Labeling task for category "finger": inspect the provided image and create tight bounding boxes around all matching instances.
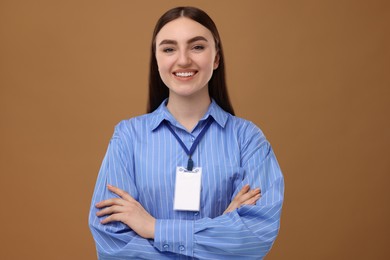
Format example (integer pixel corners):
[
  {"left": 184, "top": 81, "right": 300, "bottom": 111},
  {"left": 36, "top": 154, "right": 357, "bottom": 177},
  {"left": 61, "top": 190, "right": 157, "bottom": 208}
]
[
  {"left": 237, "top": 184, "right": 250, "bottom": 196},
  {"left": 223, "top": 206, "right": 233, "bottom": 214},
  {"left": 251, "top": 188, "right": 261, "bottom": 196},
  {"left": 242, "top": 193, "right": 261, "bottom": 205},
  {"left": 245, "top": 188, "right": 261, "bottom": 201},
  {"left": 232, "top": 185, "right": 250, "bottom": 202},
  {"left": 96, "top": 205, "right": 123, "bottom": 217},
  {"left": 235, "top": 187, "right": 260, "bottom": 203},
  {"left": 95, "top": 198, "right": 123, "bottom": 208},
  {"left": 100, "top": 213, "right": 124, "bottom": 224},
  {"left": 107, "top": 185, "right": 134, "bottom": 201}
]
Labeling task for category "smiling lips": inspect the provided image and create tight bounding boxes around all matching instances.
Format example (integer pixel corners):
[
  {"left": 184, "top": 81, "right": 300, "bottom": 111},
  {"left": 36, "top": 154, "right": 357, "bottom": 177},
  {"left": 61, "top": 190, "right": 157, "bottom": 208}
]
[{"left": 174, "top": 71, "right": 197, "bottom": 78}]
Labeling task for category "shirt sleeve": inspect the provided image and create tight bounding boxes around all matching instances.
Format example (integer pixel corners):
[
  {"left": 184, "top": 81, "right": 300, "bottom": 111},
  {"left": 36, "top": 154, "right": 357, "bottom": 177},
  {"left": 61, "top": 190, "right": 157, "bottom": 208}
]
[
  {"left": 88, "top": 124, "right": 176, "bottom": 260},
  {"left": 154, "top": 123, "right": 284, "bottom": 259}
]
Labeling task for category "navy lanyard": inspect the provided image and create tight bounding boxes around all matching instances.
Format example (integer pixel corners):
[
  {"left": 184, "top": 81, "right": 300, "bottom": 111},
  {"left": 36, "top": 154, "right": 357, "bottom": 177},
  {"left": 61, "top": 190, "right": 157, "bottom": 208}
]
[{"left": 165, "top": 117, "right": 214, "bottom": 171}]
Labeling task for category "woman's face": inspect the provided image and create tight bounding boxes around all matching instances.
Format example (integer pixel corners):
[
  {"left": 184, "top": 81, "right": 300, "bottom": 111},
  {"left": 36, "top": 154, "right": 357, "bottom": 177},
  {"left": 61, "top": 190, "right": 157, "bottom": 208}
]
[{"left": 155, "top": 17, "right": 219, "bottom": 100}]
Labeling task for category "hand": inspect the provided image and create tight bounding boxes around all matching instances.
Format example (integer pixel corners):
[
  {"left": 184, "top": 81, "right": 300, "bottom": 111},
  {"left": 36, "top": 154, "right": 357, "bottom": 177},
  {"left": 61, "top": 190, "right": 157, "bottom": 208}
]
[
  {"left": 223, "top": 184, "right": 261, "bottom": 214},
  {"left": 95, "top": 185, "right": 155, "bottom": 239}
]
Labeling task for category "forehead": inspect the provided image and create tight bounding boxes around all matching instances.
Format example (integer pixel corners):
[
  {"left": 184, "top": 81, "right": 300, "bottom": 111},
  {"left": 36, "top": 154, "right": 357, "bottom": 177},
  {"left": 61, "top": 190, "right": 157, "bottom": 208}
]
[{"left": 156, "top": 17, "right": 214, "bottom": 43}]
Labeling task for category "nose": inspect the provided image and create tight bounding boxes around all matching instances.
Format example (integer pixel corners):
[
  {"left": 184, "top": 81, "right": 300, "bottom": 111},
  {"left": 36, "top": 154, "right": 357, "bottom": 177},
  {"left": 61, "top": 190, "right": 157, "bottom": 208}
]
[{"left": 177, "top": 50, "right": 191, "bottom": 67}]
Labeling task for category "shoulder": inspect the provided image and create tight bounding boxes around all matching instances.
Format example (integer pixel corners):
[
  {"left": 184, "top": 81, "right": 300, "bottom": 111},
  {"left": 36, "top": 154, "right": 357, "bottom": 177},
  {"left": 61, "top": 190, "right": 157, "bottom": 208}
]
[
  {"left": 112, "top": 113, "right": 153, "bottom": 139},
  {"left": 227, "top": 114, "right": 265, "bottom": 140},
  {"left": 225, "top": 115, "right": 270, "bottom": 157},
  {"left": 227, "top": 115, "right": 273, "bottom": 164},
  {"left": 211, "top": 101, "right": 264, "bottom": 139}
]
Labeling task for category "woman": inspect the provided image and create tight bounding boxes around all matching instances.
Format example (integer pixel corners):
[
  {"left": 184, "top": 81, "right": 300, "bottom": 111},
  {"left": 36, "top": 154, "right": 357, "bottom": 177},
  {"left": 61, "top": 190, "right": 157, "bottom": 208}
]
[{"left": 89, "top": 6, "right": 284, "bottom": 259}]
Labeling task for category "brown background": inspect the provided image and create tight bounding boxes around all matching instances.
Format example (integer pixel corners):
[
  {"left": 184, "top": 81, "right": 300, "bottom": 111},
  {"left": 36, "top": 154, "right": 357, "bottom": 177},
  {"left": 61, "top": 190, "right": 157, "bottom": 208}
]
[{"left": 0, "top": 0, "right": 389, "bottom": 259}]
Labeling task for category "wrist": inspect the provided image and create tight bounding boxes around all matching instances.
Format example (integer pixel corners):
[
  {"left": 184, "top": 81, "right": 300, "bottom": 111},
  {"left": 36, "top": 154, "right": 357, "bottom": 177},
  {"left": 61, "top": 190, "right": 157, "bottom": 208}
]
[{"left": 147, "top": 218, "right": 156, "bottom": 239}]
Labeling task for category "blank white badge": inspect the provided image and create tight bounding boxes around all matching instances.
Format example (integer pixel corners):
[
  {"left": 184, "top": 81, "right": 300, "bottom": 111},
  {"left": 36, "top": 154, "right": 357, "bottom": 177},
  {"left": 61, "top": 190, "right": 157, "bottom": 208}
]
[{"left": 174, "top": 167, "right": 202, "bottom": 211}]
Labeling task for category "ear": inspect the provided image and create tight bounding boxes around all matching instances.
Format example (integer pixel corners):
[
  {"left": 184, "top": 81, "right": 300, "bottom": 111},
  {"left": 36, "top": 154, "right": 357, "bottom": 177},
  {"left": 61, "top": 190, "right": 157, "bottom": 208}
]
[{"left": 213, "top": 53, "right": 220, "bottom": 70}]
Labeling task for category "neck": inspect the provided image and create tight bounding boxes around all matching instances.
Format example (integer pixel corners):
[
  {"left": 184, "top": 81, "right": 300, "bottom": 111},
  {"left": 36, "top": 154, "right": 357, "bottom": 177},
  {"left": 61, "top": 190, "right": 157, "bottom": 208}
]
[{"left": 167, "top": 93, "right": 211, "bottom": 132}]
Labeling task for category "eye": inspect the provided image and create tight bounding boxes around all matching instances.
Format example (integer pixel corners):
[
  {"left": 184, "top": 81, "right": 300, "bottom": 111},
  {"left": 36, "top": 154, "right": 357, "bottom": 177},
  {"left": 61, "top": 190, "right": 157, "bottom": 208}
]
[
  {"left": 162, "top": 47, "right": 175, "bottom": 53},
  {"left": 192, "top": 45, "right": 205, "bottom": 51}
]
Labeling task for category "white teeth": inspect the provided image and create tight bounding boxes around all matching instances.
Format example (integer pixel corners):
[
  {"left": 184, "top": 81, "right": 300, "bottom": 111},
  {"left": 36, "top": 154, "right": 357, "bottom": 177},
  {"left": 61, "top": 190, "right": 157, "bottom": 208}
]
[{"left": 175, "top": 72, "right": 195, "bottom": 77}]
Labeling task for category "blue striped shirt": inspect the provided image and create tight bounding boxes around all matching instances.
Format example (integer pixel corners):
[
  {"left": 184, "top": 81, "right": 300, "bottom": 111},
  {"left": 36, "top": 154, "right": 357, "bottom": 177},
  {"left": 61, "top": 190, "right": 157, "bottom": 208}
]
[{"left": 89, "top": 99, "right": 284, "bottom": 259}]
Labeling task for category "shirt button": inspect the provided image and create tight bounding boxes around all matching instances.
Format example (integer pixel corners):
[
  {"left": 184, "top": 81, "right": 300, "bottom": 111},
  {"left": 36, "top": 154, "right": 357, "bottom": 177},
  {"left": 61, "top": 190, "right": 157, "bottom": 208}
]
[
  {"left": 163, "top": 244, "right": 169, "bottom": 249},
  {"left": 179, "top": 245, "right": 185, "bottom": 251}
]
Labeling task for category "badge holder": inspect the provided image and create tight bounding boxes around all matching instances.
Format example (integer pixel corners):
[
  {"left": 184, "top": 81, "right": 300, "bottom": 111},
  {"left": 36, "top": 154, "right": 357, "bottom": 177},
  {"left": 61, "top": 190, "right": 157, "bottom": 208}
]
[{"left": 173, "top": 167, "right": 202, "bottom": 211}]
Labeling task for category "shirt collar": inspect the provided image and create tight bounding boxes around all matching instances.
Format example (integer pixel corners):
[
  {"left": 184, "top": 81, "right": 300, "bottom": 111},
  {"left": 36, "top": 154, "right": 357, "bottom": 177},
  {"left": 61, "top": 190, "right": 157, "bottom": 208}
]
[{"left": 149, "top": 98, "right": 229, "bottom": 131}]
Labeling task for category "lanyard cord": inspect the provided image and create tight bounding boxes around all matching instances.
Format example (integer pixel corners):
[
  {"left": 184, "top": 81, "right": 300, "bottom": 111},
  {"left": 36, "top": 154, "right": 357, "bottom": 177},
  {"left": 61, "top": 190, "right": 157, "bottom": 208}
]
[{"left": 165, "top": 117, "right": 214, "bottom": 171}]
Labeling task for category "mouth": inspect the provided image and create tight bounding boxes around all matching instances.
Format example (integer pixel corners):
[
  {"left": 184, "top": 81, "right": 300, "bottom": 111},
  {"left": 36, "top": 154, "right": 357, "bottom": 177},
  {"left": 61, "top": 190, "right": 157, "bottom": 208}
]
[{"left": 173, "top": 70, "right": 198, "bottom": 78}]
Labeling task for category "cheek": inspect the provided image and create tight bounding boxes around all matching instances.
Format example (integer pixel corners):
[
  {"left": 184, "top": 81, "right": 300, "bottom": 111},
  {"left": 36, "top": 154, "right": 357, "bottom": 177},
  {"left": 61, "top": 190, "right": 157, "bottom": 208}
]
[
  {"left": 197, "top": 53, "right": 217, "bottom": 71},
  {"left": 199, "top": 59, "right": 216, "bottom": 74},
  {"left": 156, "top": 56, "right": 174, "bottom": 73},
  {"left": 156, "top": 57, "right": 172, "bottom": 85}
]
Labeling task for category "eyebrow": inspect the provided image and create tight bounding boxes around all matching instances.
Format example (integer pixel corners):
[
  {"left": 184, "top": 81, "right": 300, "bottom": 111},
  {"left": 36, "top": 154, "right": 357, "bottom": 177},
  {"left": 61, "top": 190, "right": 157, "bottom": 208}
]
[{"left": 158, "top": 36, "right": 208, "bottom": 46}]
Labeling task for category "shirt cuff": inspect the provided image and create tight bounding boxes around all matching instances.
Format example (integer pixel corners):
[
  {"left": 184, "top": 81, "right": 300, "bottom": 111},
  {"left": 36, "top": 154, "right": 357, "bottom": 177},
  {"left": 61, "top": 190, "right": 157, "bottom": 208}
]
[{"left": 154, "top": 219, "right": 194, "bottom": 256}]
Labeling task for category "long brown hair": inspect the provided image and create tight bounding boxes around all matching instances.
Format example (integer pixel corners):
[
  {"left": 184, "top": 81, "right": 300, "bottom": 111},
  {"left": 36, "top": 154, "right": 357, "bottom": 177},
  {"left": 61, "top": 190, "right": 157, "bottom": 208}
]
[{"left": 147, "top": 6, "right": 235, "bottom": 115}]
